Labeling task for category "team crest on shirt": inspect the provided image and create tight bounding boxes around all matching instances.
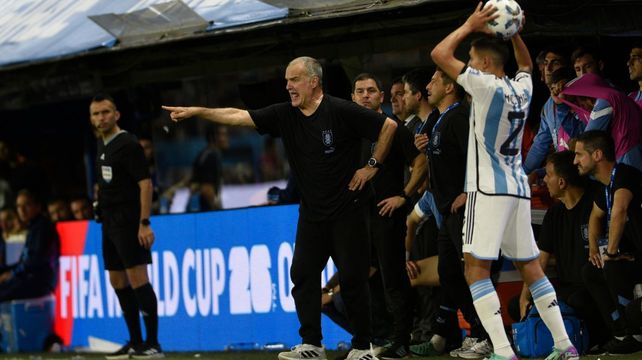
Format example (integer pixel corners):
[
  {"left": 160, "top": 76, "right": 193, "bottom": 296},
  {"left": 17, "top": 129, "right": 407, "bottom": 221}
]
[
  {"left": 580, "top": 224, "right": 589, "bottom": 245},
  {"left": 322, "top": 130, "right": 333, "bottom": 146},
  {"left": 431, "top": 132, "right": 441, "bottom": 148},
  {"left": 101, "top": 165, "right": 113, "bottom": 183}
]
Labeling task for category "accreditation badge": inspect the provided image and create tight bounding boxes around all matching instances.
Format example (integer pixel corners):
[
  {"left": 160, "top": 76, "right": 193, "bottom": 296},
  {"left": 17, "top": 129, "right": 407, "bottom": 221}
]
[{"left": 101, "top": 166, "right": 113, "bottom": 183}]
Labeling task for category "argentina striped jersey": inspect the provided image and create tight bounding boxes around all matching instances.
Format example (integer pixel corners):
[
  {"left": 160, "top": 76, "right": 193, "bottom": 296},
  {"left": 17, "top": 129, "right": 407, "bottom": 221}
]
[{"left": 457, "top": 66, "right": 532, "bottom": 198}]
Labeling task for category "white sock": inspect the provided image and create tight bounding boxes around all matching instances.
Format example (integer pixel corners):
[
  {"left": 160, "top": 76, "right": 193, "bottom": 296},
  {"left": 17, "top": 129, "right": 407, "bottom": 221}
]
[
  {"left": 530, "top": 277, "right": 573, "bottom": 350},
  {"left": 470, "top": 279, "right": 514, "bottom": 358}
]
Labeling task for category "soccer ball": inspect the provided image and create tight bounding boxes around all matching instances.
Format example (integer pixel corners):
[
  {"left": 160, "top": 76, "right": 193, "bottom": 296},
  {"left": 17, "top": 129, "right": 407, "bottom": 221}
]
[{"left": 483, "top": 0, "right": 523, "bottom": 40}]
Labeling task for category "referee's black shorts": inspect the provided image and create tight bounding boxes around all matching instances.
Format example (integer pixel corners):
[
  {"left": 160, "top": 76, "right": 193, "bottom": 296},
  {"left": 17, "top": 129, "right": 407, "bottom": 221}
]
[{"left": 101, "top": 205, "right": 152, "bottom": 271}]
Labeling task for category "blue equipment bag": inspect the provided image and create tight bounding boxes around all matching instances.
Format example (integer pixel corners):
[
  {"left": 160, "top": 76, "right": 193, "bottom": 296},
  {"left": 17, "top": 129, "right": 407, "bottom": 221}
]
[{"left": 511, "top": 300, "right": 589, "bottom": 357}]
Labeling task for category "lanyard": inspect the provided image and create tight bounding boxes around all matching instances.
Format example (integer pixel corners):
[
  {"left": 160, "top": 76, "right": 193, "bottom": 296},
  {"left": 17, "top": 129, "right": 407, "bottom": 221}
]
[
  {"left": 416, "top": 108, "right": 438, "bottom": 135},
  {"left": 552, "top": 102, "right": 559, "bottom": 148},
  {"left": 605, "top": 165, "right": 618, "bottom": 227},
  {"left": 431, "top": 102, "right": 461, "bottom": 136}
]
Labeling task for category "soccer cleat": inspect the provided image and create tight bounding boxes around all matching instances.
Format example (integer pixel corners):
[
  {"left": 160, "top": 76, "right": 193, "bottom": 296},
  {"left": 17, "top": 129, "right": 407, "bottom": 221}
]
[
  {"left": 409, "top": 340, "right": 443, "bottom": 356},
  {"left": 132, "top": 343, "right": 165, "bottom": 359},
  {"left": 459, "top": 339, "right": 493, "bottom": 359},
  {"left": 482, "top": 354, "right": 517, "bottom": 360},
  {"left": 544, "top": 345, "right": 579, "bottom": 360},
  {"left": 278, "top": 344, "right": 328, "bottom": 360},
  {"left": 377, "top": 343, "right": 408, "bottom": 359},
  {"left": 603, "top": 336, "right": 642, "bottom": 355},
  {"left": 345, "top": 348, "right": 378, "bottom": 360},
  {"left": 105, "top": 341, "right": 137, "bottom": 360},
  {"left": 449, "top": 337, "right": 478, "bottom": 357}
]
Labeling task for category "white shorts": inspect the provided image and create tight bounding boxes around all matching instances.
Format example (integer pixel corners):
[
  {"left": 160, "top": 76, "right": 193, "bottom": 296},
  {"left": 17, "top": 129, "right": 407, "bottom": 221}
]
[{"left": 462, "top": 191, "right": 539, "bottom": 261}]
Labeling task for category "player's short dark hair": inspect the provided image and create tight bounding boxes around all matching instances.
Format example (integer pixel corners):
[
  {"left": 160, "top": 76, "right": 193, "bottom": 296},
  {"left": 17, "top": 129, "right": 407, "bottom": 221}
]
[
  {"left": 550, "top": 67, "right": 577, "bottom": 85},
  {"left": 470, "top": 36, "right": 509, "bottom": 66},
  {"left": 571, "top": 46, "right": 603, "bottom": 64},
  {"left": 632, "top": 39, "right": 642, "bottom": 51},
  {"left": 546, "top": 151, "right": 585, "bottom": 188},
  {"left": 391, "top": 76, "right": 404, "bottom": 86},
  {"left": 543, "top": 45, "right": 570, "bottom": 67},
  {"left": 352, "top": 73, "right": 383, "bottom": 93},
  {"left": 91, "top": 93, "right": 117, "bottom": 109},
  {"left": 435, "top": 67, "right": 466, "bottom": 100},
  {"left": 576, "top": 130, "right": 615, "bottom": 162},
  {"left": 402, "top": 68, "right": 431, "bottom": 100}
]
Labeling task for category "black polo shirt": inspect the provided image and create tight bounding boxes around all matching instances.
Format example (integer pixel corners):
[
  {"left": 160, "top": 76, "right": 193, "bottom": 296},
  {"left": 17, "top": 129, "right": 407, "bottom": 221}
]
[{"left": 250, "top": 95, "right": 386, "bottom": 221}]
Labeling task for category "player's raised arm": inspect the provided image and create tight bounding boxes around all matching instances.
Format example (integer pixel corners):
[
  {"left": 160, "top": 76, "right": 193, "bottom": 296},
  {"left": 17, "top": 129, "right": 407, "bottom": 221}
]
[
  {"left": 510, "top": 24, "right": 533, "bottom": 74},
  {"left": 161, "top": 105, "right": 256, "bottom": 128},
  {"left": 431, "top": 2, "right": 499, "bottom": 80}
]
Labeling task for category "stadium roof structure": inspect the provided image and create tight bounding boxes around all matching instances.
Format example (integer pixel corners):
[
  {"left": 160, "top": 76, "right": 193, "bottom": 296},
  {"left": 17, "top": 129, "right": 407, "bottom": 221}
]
[{"left": 0, "top": 0, "right": 641, "bottom": 108}]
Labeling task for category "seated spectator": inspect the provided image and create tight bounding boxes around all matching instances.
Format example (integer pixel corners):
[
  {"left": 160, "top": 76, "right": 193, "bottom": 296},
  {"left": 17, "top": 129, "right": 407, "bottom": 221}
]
[
  {"left": 0, "top": 189, "right": 59, "bottom": 301},
  {"left": 515, "top": 151, "right": 610, "bottom": 348},
  {"left": 562, "top": 73, "right": 642, "bottom": 171},
  {"left": 47, "top": 198, "right": 72, "bottom": 223},
  {"left": 0, "top": 207, "right": 27, "bottom": 266},
  {"left": 70, "top": 197, "right": 94, "bottom": 220}
]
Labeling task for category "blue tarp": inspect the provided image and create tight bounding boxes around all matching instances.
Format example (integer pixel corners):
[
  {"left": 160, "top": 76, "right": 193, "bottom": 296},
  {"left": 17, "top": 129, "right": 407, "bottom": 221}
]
[{"left": 0, "top": 0, "right": 288, "bottom": 67}]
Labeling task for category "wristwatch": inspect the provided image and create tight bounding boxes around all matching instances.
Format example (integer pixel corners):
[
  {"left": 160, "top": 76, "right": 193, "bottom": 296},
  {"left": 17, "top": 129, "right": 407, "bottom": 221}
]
[
  {"left": 399, "top": 191, "right": 410, "bottom": 202},
  {"left": 367, "top": 157, "right": 382, "bottom": 169},
  {"left": 140, "top": 218, "right": 151, "bottom": 226},
  {"left": 605, "top": 250, "right": 620, "bottom": 258}
]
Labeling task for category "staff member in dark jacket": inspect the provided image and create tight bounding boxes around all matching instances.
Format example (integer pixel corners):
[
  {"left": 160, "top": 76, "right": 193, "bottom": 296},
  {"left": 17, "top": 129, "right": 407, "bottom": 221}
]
[{"left": 0, "top": 189, "right": 59, "bottom": 301}]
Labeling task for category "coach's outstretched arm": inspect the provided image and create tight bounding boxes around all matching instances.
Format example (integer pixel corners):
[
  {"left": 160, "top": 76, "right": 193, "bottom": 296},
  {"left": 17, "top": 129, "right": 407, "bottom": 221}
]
[
  {"left": 431, "top": 2, "right": 498, "bottom": 81},
  {"left": 162, "top": 106, "right": 256, "bottom": 128}
]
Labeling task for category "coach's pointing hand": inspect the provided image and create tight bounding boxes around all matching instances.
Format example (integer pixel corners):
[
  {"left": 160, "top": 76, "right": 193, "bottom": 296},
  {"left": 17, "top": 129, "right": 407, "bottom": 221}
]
[{"left": 162, "top": 106, "right": 201, "bottom": 122}]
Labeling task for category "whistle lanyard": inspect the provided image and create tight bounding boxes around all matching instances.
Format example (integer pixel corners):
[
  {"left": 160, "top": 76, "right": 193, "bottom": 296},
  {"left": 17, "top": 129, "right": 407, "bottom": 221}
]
[{"left": 605, "top": 165, "right": 617, "bottom": 228}]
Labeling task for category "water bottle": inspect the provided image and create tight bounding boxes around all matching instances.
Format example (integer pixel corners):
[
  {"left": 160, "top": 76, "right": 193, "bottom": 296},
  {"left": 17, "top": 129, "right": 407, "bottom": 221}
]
[
  {"left": 263, "top": 342, "right": 286, "bottom": 351},
  {"left": 225, "top": 342, "right": 259, "bottom": 351}
]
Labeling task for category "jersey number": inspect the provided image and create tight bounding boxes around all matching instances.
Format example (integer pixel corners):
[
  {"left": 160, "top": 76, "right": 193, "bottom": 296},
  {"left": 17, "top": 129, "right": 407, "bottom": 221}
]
[{"left": 499, "top": 111, "right": 525, "bottom": 156}]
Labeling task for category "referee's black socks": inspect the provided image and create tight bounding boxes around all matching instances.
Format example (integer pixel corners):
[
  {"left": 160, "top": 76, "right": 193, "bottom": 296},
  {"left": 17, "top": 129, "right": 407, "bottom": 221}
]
[
  {"left": 115, "top": 286, "right": 143, "bottom": 345},
  {"left": 134, "top": 283, "right": 159, "bottom": 345}
]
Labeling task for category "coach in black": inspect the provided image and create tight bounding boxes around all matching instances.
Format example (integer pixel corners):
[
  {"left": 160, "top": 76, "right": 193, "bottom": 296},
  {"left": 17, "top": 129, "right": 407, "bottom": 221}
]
[
  {"left": 91, "top": 94, "right": 163, "bottom": 359},
  {"left": 163, "top": 56, "right": 397, "bottom": 360}
]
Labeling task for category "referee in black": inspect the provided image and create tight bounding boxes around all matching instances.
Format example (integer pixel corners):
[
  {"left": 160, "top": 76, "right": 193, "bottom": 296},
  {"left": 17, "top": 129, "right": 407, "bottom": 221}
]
[
  {"left": 163, "top": 56, "right": 397, "bottom": 360},
  {"left": 90, "top": 94, "right": 163, "bottom": 359}
]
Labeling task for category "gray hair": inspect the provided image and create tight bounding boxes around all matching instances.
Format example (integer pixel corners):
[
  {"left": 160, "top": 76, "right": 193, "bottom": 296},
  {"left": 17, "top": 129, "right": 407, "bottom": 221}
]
[{"left": 289, "top": 56, "right": 323, "bottom": 85}]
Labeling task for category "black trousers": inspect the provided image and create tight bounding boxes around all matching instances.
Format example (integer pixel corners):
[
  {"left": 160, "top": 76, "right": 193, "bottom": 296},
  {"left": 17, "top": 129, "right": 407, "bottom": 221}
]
[
  {"left": 436, "top": 210, "right": 486, "bottom": 340},
  {"left": 367, "top": 204, "right": 415, "bottom": 345},
  {"left": 321, "top": 272, "right": 393, "bottom": 342},
  {"left": 291, "top": 208, "right": 371, "bottom": 350},
  {"left": 584, "top": 258, "right": 642, "bottom": 337}
]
